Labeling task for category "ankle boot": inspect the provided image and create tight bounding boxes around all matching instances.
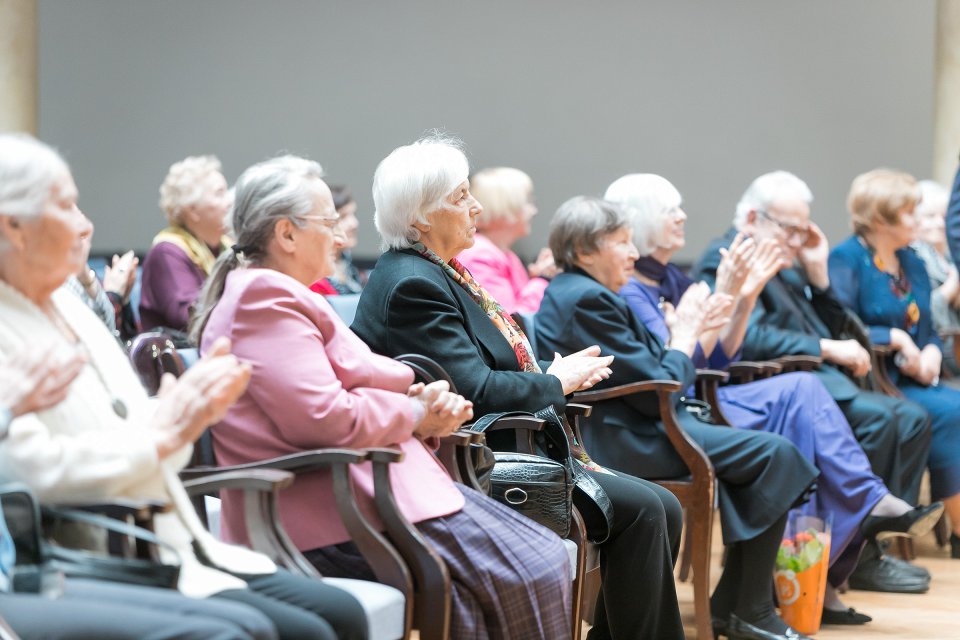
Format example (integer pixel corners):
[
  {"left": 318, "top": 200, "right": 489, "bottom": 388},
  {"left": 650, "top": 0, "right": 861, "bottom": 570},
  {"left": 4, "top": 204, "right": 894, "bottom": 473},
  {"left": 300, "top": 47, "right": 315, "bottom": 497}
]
[{"left": 951, "top": 533, "right": 960, "bottom": 559}]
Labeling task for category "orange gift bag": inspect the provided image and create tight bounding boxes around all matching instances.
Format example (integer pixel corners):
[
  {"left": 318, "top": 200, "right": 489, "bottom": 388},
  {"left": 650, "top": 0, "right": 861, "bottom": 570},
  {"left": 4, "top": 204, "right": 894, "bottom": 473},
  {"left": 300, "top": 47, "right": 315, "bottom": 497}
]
[{"left": 774, "top": 513, "right": 832, "bottom": 635}]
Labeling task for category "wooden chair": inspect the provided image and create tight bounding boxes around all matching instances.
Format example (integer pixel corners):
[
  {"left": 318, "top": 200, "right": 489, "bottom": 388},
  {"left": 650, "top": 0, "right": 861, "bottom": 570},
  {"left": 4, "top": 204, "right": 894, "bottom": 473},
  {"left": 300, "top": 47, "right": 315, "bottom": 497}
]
[
  {"left": 129, "top": 334, "right": 419, "bottom": 640},
  {"left": 572, "top": 379, "right": 717, "bottom": 640}
]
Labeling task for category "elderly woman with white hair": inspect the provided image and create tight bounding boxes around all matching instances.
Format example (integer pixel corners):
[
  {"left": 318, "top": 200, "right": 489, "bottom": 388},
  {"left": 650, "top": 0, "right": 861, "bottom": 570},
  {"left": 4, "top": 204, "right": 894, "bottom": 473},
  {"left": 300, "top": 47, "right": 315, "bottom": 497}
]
[
  {"left": 456, "top": 167, "right": 558, "bottom": 314},
  {"left": 606, "top": 174, "right": 941, "bottom": 628},
  {"left": 910, "top": 180, "right": 960, "bottom": 376},
  {"left": 0, "top": 133, "right": 372, "bottom": 640},
  {"left": 354, "top": 135, "right": 693, "bottom": 640},
  {"left": 140, "top": 155, "right": 233, "bottom": 334}
]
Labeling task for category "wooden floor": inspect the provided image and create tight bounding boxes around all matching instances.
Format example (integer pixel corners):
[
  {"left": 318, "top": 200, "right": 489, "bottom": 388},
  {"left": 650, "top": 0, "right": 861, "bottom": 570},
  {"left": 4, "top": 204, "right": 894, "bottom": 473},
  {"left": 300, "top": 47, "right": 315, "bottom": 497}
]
[{"left": 670, "top": 517, "right": 960, "bottom": 639}]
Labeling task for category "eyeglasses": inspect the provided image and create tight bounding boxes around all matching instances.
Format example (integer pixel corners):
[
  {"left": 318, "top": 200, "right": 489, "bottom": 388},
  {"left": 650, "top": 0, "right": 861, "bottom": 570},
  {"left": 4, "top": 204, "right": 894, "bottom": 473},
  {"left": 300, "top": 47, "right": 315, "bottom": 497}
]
[
  {"left": 756, "top": 209, "right": 809, "bottom": 242},
  {"left": 298, "top": 213, "right": 341, "bottom": 229}
]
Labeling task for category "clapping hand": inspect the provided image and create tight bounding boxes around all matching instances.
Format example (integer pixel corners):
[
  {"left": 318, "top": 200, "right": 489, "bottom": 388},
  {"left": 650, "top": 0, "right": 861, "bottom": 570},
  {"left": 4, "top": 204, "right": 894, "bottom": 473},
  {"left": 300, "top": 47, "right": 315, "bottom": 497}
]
[
  {"left": 409, "top": 380, "right": 474, "bottom": 438},
  {"left": 103, "top": 250, "right": 139, "bottom": 301},
  {"left": 740, "top": 239, "right": 784, "bottom": 299},
  {"left": 528, "top": 248, "right": 561, "bottom": 280},
  {"left": 0, "top": 343, "right": 85, "bottom": 418},
  {"left": 714, "top": 233, "right": 755, "bottom": 297}
]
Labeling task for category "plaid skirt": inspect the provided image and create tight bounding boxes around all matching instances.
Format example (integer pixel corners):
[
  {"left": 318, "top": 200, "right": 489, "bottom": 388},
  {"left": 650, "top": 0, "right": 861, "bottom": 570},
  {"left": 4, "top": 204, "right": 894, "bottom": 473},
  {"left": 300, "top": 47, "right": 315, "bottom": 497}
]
[{"left": 307, "top": 485, "right": 572, "bottom": 639}]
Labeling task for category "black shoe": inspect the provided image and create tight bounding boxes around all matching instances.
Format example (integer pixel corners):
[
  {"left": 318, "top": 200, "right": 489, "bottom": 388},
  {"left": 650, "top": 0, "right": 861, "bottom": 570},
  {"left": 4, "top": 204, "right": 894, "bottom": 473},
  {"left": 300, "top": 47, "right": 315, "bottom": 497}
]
[
  {"left": 726, "top": 614, "right": 811, "bottom": 640},
  {"left": 885, "top": 553, "right": 932, "bottom": 580},
  {"left": 821, "top": 607, "right": 872, "bottom": 625},
  {"left": 848, "top": 553, "right": 930, "bottom": 593},
  {"left": 713, "top": 615, "right": 729, "bottom": 637},
  {"left": 951, "top": 533, "right": 960, "bottom": 559},
  {"left": 860, "top": 502, "right": 944, "bottom": 541},
  {"left": 873, "top": 538, "right": 932, "bottom": 580}
]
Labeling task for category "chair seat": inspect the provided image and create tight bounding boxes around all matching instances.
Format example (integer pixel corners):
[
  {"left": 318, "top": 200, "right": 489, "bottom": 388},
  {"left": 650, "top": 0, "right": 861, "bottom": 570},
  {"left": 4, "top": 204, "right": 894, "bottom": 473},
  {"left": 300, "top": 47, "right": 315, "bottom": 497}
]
[{"left": 323, "top": 577, "right": 406, "bottom": 640}]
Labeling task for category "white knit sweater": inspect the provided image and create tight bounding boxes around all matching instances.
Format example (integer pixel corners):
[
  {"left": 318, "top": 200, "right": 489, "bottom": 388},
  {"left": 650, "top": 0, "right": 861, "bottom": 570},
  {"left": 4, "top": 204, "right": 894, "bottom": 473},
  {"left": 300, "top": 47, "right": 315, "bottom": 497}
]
[{"left": 0, "top": 280, "right": 275, "bottom": 598}]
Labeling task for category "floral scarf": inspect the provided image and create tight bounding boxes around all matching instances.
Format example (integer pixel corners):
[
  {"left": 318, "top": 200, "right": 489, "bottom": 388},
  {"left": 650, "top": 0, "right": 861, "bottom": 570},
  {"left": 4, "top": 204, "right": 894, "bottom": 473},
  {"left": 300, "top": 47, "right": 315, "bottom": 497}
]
[{"left": 413, "top": 243, "right": 609, "bottom": 473}]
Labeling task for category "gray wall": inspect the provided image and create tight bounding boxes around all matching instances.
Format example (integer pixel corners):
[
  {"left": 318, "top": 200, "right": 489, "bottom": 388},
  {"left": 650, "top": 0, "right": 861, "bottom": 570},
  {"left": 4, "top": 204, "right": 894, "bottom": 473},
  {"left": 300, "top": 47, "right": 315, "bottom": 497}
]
[{"left": 39, "top": 0, "right": 936, "bottom": 263}]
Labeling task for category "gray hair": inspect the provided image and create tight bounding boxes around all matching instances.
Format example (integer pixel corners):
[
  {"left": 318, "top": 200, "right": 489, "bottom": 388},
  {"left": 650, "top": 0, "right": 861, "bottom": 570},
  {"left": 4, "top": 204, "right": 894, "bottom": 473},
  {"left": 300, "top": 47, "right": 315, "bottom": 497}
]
[
  {"left": 159, "top": 155, "right": 223, "bottom": 225},
  {"left": 549, "top": 196, "right": 628, "bottom": 270},
  {"left": 734, "top": 170, "right": 813, "bottom": 228},
  {"left": 916, "top": 179, "right": 949, "bottom": 218},
  {"left": 0, "top": 133, "right": 69, "bottom": 219},
  {"left": 189, "top": 154, "right": 326, "bottom": 344},
  {"left": 373, "top": 133, "right": 470, "bottom": 250},
  {"left": 604, "top": 173, "right": 682, "bottom": 257}
]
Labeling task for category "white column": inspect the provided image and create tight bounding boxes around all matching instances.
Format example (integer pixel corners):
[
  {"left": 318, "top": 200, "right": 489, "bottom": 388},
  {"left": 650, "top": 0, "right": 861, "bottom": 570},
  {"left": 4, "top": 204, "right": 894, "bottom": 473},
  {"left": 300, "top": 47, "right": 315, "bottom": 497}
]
[
  {"left": 934, "top": 0, "right": 960, "bottom": 184},
  {"left": 0, "top": 0, "right": 37, "bottom": 134}
]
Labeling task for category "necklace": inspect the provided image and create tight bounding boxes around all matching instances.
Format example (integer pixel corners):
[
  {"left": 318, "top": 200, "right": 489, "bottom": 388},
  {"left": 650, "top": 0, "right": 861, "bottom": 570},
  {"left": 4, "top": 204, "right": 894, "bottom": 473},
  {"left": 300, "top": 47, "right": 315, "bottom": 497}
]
[{"left": 43, "top": 302, "right": 128, "bottom": 419}]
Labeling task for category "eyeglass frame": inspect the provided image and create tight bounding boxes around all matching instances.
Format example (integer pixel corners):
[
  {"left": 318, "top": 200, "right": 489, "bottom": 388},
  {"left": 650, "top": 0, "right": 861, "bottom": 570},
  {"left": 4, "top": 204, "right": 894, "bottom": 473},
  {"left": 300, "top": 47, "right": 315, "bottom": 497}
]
[
  {"left": 755, "top": 208, "right": 809, "bottom": 242},
  {"left": 297, "top": 213, "right": 341, "bottom": 229}
]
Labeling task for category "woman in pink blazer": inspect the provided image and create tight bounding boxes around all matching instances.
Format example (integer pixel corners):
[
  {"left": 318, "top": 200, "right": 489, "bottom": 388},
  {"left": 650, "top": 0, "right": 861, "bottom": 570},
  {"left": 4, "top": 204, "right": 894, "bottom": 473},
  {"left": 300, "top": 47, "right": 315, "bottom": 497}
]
[
  {"left": 457, "top": 168, "right": 558, "bottom": 314},
  {"left": 192, "top": 156, "right": 573, "bottom": 639}
]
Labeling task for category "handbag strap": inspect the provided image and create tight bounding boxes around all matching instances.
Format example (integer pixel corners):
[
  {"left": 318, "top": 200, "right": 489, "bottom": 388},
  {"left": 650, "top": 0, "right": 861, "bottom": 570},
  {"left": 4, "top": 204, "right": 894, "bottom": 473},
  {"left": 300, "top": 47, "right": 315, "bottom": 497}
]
[{"left": 41, "top": 505, "right": 179, "bottom": 559}]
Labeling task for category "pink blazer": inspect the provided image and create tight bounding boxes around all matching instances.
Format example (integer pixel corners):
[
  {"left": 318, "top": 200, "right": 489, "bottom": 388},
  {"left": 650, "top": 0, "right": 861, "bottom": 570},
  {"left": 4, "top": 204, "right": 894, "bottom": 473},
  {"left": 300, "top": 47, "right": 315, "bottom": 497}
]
[
  {"left": 201, "top": 268, "right": 465, "bottom": 550},
  {"left": 458, "top": 234, "right": 548, "bottom": 314}
]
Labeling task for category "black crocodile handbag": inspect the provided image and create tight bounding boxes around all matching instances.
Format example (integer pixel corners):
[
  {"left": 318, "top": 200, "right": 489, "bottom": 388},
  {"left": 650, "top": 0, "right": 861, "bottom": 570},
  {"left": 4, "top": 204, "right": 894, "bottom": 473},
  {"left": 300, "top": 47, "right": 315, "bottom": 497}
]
[{"left": 488, "top": 452, "right": 573, "bottom": 538}]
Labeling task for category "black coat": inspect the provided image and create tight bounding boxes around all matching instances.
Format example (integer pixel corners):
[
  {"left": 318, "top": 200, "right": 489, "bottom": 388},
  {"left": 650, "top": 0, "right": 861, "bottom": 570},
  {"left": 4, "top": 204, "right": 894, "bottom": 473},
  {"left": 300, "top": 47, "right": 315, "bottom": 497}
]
[
  {"left": 535, "top": 268, "right": 818, "bottom": 543},
  {"left": 691, "top": 227, "right": 860, "bottom": 402},
  {"left": 351, "top": 249, "right": 565, "bottom": 416}
]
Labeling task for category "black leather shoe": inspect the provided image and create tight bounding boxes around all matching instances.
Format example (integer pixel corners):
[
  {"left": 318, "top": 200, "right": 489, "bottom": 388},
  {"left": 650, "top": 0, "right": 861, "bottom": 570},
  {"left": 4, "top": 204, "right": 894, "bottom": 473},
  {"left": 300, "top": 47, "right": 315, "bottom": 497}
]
[
  {"left": 860, "top": 502, "right": 944, "bottom": 541},
  {"left": 726, "top": 614, "right": 811, "bottom": 640},
  {"left": 848, "top": 553, "right": 930, "bottom": 593},
  {"left": 885, "top": 553, "right": 931, "bottom": 580},
  {"left": 872, "top": 539, "right": 931, "bottom": 580},
  {"left": 821, "top": 607, "right": 872, "bottom": 625}
]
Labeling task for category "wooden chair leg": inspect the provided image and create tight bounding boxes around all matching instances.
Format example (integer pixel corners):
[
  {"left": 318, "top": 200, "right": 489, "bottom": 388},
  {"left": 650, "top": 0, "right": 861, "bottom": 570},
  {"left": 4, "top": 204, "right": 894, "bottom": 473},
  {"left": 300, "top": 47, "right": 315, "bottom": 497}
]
[
  {"left": 896, "top": 537, "right": 916, "bottom": 561},
  {"left": 678, "top": 509, "right": 693, "bottom": 582},
  {"left": 689, "top": 505, "right": 715, "bottom": 640},
  {"left": 569, "top": 509, "right": 588, "bottom": 640},
  {"left": 934, "top": 512, "right": 949, "bottom": 548}
]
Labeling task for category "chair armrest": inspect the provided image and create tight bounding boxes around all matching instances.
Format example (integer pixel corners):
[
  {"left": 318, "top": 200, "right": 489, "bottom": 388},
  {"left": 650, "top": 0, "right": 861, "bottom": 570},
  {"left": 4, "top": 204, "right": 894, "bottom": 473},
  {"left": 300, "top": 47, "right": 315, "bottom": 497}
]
[
  {"left": 726, "top": 361, "right": 783, "bottom": 384},
  {"left": 772, "top": 355, "right": 823, "bottom": 372},
  {"left": 58, "top": 499, "right": 170, "bottom": 521},
  {"left": 179, "top": 449, "right": 369, "bottom": 481},
  {"left": 181, "top": 469, "right": 295, "bottom": 495},
  {"left": 694, "top": 369, "right": 733, "bottom": 426},
  {"left": 573, "top": 379, "right": 682, "bottom": 403}
]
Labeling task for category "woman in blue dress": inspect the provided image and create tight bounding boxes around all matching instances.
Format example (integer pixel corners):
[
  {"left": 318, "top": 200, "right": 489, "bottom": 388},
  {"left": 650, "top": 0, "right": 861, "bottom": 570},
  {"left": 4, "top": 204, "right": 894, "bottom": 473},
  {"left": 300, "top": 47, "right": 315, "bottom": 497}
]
[
  {"left": 828, "top": 168, "right": 960, "bottom": 559},
  {"left": 604, "top": 173, "right": 943, "bottom": 623}
]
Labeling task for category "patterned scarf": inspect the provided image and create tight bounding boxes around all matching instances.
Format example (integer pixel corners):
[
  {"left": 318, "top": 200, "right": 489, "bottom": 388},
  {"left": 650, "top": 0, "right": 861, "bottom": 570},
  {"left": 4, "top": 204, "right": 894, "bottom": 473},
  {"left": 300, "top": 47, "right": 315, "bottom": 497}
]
[
  {"left": 152, "top": 226, "right": 230, "bottom": 276},
  {"left": 412, "top": 243, "right": 609, "bottom": 473},
  {"left": 412, "top": 243, "right": 540, "bottom": 372}
]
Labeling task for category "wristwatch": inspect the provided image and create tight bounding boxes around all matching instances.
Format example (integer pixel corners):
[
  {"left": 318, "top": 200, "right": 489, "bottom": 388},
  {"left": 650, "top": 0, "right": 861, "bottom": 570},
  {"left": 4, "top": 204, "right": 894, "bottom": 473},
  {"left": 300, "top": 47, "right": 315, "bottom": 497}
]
[{"left": 0, "top": 406, "right": 12, "bottom": 440}]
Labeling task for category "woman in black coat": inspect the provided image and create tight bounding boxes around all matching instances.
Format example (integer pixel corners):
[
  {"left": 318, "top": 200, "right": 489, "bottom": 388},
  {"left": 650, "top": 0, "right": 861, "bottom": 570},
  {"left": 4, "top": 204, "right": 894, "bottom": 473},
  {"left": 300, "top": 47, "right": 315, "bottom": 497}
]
[
  {"left": 535, "top": 195, "right": 820, "bottom": 640},
  {"left": 353, "top": 134, "right": 687, "bottom": 640}
]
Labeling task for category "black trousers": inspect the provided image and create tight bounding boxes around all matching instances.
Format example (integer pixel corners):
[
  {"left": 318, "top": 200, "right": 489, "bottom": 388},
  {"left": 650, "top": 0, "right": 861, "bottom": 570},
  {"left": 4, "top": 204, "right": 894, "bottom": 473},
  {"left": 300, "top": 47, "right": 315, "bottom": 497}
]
[
  {"left": 579, "top": 469, "right": 685, "bottom": 640},
  {"left": 837, "top": 390, "right": 931, "bottom": 505},
  {"left": 219, "top": 569, "right": 368, "bottom": 640},
  {"left": 0, "top": 578, "right": 277, "bottom": 640}
]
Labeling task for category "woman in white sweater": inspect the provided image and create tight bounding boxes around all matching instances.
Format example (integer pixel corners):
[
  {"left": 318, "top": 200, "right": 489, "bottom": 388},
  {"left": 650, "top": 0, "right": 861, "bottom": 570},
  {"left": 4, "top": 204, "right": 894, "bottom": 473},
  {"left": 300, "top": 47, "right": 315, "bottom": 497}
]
[{"left": 0, "top": 133, "right": 369, "bottom": 640}]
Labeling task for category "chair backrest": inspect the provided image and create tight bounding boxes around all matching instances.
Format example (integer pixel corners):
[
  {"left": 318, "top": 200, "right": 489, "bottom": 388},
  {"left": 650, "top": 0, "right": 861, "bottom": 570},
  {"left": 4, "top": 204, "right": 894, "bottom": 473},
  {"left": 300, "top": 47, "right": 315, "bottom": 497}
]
[
  {"left": 326, "top": 293, "right": 362, "bottom": 326},
  {"left": 128, "top": 332, "right": 186, "bottom": 396}
]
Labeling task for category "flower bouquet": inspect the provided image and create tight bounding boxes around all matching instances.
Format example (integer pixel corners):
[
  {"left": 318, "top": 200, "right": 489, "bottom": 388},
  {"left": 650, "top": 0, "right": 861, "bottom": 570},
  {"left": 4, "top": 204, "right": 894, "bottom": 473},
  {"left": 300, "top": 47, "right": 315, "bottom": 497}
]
[{"left": 774, "top": 513, "right": 832, "bottom": 635}]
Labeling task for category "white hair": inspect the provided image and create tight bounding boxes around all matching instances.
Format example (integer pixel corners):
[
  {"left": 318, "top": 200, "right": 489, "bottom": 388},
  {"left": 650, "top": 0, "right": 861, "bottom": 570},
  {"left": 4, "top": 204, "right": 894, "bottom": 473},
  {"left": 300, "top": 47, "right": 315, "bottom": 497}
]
[
  {"left": 159, "top": 155, "right": 223, "bottom": 225},
  {"left": 0, "top": 133, "right": 69, "bottom": 219},
  {"left": 604, "top": 173, "right": 681, "bottom": 257},
  {"left": 372, "top": 134, "right": 470, "bottom": 250},
  {"left": 734, "top": 170, "right": 813, "bottom": 228},
  {"left": 916, "top": 179, "right": 949, "bottom": 217}
]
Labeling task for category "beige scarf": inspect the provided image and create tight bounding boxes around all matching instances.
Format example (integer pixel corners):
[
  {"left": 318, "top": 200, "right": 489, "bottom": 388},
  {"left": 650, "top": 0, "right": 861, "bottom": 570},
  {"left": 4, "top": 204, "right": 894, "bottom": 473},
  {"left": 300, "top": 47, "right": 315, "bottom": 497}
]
[{"left": 152, "top": 226, "right": 230, "bottom": 275}]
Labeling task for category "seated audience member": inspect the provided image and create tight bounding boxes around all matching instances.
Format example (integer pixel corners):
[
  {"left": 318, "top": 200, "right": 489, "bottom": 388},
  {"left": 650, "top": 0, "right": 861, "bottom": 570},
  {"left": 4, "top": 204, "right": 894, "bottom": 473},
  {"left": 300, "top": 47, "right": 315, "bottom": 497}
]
[
  {"left": 353, "top": 135, "right": 691, "bottom": 640},
  {"left": 535, "top": 195, "right": 819, "bottom": 640},
  {"left": 0, "top": 345, "right": 276, "bottom": 640},
  {"left": 911, "top": 179, "right": 960, "bottom": 377},
  {"left": 64, "top": 229, "right": 139, "bottom": 341},
  {"left": 190, "top": 154, "right": 572, "bottom": 639},
  {"left": 140, "top": 155, "right": 232, "bottom": 335},
  {"left": 606, "top": 174, "right": 942, "bottom": 624},
  {"left": 945, "top": 154, "right": 960, "bottom": 272},
  {"left": 328, "top": 185, "right": 365, "bottom": 293},
  {"left": 691, "top": 170, "right": 934, "bottom": 593},
  {"left": 829, "top": 169, "right": 960, "bottom": 559},
  {"left": 457, "top": 167, "right": 558, "bottom": 313},
  {"left": 0, "top": 133, "right": 368, "bottom": 640}
]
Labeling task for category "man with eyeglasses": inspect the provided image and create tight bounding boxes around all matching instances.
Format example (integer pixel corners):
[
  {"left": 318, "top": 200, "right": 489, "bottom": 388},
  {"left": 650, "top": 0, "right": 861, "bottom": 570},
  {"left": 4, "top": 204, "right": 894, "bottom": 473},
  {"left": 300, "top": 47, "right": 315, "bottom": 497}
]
[{"left": 692, "top": 170, "right": 934, "bottom": 596}]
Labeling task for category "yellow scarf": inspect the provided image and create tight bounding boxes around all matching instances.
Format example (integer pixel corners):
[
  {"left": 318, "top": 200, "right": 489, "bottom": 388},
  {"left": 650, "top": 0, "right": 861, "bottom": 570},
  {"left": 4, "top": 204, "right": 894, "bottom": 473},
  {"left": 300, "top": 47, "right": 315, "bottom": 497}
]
[{"left": 152, "top": 226, "right": 230, "bottom": 275}]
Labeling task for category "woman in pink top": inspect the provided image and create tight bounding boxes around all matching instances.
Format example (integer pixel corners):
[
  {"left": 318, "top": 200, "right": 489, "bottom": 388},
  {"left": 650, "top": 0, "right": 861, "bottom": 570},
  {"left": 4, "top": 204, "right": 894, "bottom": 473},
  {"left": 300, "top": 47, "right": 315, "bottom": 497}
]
[
  {"left": 192, "top": 156, "right": 573, "bottom": 639},
  {"left": 458, "top": 168, "right": 559, "bottom": 314}
]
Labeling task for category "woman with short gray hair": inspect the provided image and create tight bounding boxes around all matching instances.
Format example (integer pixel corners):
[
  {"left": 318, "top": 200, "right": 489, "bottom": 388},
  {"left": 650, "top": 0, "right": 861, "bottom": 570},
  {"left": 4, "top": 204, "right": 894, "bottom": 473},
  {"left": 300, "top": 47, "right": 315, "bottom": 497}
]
[
  {"left": 538, "top": 194, "right": 825, "bottom": 640},
  {"left": 354, "top": 135, "right": 692, "bottom": 639}
]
